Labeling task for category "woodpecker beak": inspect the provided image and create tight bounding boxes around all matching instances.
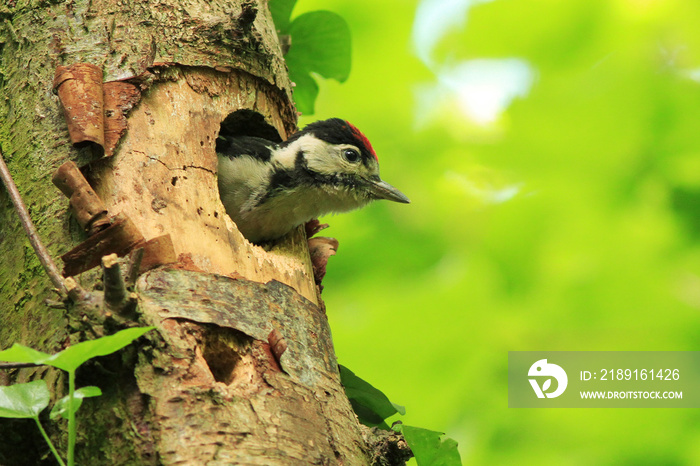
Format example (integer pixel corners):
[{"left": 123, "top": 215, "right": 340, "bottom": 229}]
[{"left": 368, "top": 179, "right": 411, "bottom": 204}]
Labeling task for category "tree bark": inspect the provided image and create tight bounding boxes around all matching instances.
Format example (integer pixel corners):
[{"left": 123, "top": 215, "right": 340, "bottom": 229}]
[{"left": 0, "top": 0, "right": 377, "bottom": 463}]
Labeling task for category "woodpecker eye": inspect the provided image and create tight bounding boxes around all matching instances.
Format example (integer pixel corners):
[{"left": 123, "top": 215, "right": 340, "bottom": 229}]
[{"left": 343, "top": 148, "right": 360, "bottom": 163}]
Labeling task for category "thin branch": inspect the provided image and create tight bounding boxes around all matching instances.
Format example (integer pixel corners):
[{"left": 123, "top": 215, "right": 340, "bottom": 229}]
[
  {"left": 102, "top": 253, "right": 128, "bottom": 311},
  {"left": 0, "top": 362, "right": 41, "bottom": 369},
  {"left": 0, "top": 146, "right": 67, "bottom": 295}
]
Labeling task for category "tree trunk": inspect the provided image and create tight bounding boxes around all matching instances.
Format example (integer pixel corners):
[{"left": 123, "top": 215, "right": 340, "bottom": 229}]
[{"left": 0, "top": 1, "right": 377, "bottom": 463}]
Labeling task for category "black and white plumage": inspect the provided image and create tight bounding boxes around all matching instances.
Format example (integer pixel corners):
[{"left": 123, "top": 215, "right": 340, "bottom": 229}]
[{"left": 216, "top": 118, "right": 409, "bottom": 243}]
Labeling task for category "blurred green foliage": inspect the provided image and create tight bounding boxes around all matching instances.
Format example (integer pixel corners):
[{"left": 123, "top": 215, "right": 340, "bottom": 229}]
[{"left": 292, "top": 0, "right": 700, "bottom": 464}]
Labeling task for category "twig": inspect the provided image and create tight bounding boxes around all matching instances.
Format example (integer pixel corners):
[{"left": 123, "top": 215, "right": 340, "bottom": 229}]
[
  {"left": 102, "top": 253, "right": 127, "bottom": 311},
  {"left": 0, "top": 362, "right": 41, "bottom": 369},
  {"left": 103, "top": 252, "right": 138, "bottom": 319},
  {"left": 125, "top": 247, "right": 144, "bottom": 288},
  {"left": 64, "top": 276, "right": 91, "bottom": 303},
  {"left": 0, "top": 146, "right": 67, "bottom": 295}
]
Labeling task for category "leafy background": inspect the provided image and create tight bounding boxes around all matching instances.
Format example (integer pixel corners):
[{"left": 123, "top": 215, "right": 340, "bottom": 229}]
[{"left": 291, "top": 0, "right": 700, "bottom": 464}]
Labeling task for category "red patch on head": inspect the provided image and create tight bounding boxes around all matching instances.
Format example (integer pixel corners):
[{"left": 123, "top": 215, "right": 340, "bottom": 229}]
[{"left": 345, "top": 121, "right": 378, "bottom": 161}]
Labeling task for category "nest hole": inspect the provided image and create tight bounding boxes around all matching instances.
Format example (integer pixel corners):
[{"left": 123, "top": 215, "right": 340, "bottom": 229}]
[{"left": 217, "top": 109, "right": 282, "bottom": 144}]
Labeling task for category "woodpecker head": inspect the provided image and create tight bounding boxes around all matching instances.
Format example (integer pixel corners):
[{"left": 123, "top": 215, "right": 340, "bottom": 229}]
[
  {"left": 217, "top": 118, "right": 409, "bottom": 242},
  {"left": 281, "top": 118, "right": 410, "bottom": 205}
]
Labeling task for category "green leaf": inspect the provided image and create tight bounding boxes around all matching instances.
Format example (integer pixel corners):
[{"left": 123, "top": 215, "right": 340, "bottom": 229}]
[
  {"left": 339, "top": 365, "right": 404, "bottom": 427},
  {"left": 268, "top": 0, "right": 297, "bottom": 34},
  {"left": 284, "top": 10, "right": 351, "bottom": 115},
  {"left": 50, "top": 386, "right": 102, "bottom": 420},
  {"left": 286, "top": 11, "right": 351, "bottom": 81},
  {"left": 0, "top": 328, "right": 154, "bottom": 373},
  {"left": 47, "top": 327, "right": 154, "bottom": 372},
  {"left": 391, "top": 401, "right": 407, "bottom": 416},
  {"left": 0, "top": 344, "right": 52, "bottom": 365},
  {"left": 288, "top": 69, "right": 319, "bottom": 115},
  {"left": 397, "top": 425, "right": 462, "bottom": 466},
  {"left": 0, "top": 380, "right": 50, "bottom": 419}
]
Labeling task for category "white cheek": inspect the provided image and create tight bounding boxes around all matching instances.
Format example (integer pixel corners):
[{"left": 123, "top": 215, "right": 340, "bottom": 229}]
[
  {"left": 273, "top": 134, "right": 341, "bottom": 172},
  {"left": 301, "top": 140, "right": 354, "bottom": 175}
]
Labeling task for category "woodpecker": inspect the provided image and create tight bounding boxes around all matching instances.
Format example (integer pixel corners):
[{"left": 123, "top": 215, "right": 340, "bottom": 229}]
[{"left": 216, "top": 118, "right": 410, "bottom": 243}]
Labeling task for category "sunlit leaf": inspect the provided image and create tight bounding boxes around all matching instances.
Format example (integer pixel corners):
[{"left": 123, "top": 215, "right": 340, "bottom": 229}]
[
  {"left": 0, "top": 380, "right": 50, "bottom": 419},
  {"left": 0, "top": 344, "right": 52, "bottom": 365},
  {"left": 50, "top": 386, "right": 102, "bottom": 420},
  {"left": 47, "top": 327, "right": 154, "bottom": 372},
  {"left": 395, "top": 424, "right": 462, "bottom": 466}
]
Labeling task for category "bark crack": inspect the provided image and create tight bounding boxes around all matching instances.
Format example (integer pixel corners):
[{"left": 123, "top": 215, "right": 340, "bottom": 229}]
[{"left": 147, "top": 155, "right": 215, "bottom": 175}]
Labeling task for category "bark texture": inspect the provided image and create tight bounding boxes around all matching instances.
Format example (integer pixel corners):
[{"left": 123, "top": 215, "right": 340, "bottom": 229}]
[
  {"left": 134, "top": 269, "right": 366, "bottom": 464},
  {"left": 0, "top": 0, "right": 375, "bottom": 464}
]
